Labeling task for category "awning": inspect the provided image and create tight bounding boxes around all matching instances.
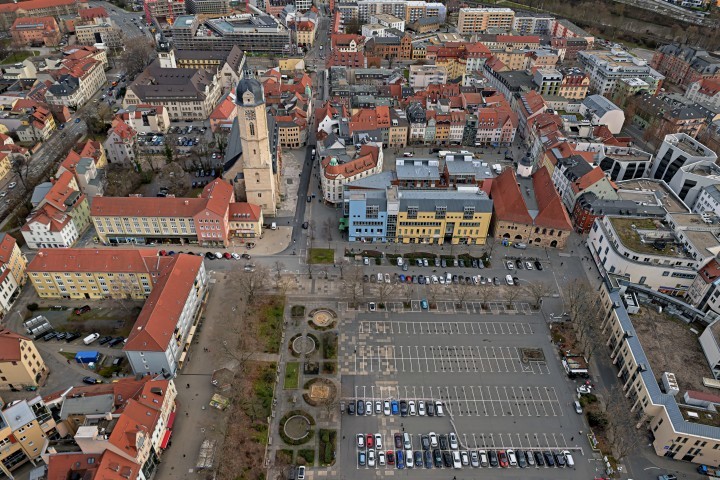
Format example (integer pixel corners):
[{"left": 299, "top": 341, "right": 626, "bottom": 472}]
[
  {"left": 160, "top": 429, "right": 172, "bottom": 449},
  {"left": 167, "top": 412, "right": 176, "bottom": 429}
]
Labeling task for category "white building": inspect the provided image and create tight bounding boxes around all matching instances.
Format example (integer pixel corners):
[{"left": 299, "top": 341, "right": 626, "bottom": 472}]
[
  {"left": 579, "top": 95, "right": 625, "bottom": 134},
  {"left": 103, "top": 121, "right": 137, "bottom": 164},
  {"left": 685, "top": 79, "right": 720, "bottom": 110},
  {"left": 321, "top": 144, "right": 383, "bottom": 204},
  {"left": 578, "top": 49, "right": 664, "bottom": 96},
  {"left": 118, "top": 105, "right": 171, "bottom": 134},
  {"left": 44, "top": 58, "right": 106, "bottom": 109},
  {"left": 693, "top": 184, "right": 720, "bottom": 217},
  {"left": 370, "top": 13, "right": 405, "bottom": 31},
  {"left": 124, "top": 254, "right": 208, "bottom": 376},
  {"left": 408, "top": 64, "right": 447, "bottom": 90},
  {"left": 650, "top": 134, "right": 718, "bottom": 202}
]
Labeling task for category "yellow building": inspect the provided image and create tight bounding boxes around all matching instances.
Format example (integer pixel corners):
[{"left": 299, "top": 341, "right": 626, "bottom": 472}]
[
  {"left": 295, "top": 20, "right": 317, "bottom": 47},
  {"left": 0, "top": 395, "right": 56, "bottom": 472},
  {"left": 0, "top": 153, "right": 11, "bottom": 186},
  {"left": 457, "top": 7, "right": 514, "bottom": 34},
  {"left": 0, "top": 330, "right": 47, "bottom": 389},
  {"left": 412, "top": 43, "right": 426, "bottom": 60},
  {"left": 434, "top": 57, "right": 466, "bottom": 80},
  {"left": 493, "top": 49, "right": 530, "bottom": 71},
  {"left": 27, "top": 249, "right": 166, "bottom": 300},
  {"left": 228, "top": 202, "right": 263, "bottom": 238},
  {"left": 394, "top": 190, "right": 493, "bottom": 245},
  {"left": 0, "top": 234, "right": 27, "bottom": 316}
]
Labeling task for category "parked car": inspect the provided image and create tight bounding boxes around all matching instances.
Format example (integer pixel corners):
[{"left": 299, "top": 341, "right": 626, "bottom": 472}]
[
  {"left": 74, "top": 305, "right": 91, "bottom": 315},
  {"left": 82, "top": 376, "right": 101, "bottom": 385},
  {"left": 98, "top": 335, "right": 113, "bottom": 345},
  {"left": 108, "top": 337, "right": 125, "bottom": 347}
]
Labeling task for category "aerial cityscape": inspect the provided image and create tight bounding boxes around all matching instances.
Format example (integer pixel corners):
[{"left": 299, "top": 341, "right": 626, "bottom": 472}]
[{"left": 0, "top": 0, "right": 718, "bottom": 478}]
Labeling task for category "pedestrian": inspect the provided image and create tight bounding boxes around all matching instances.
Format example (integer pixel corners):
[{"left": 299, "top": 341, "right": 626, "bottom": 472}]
[
  {"left": 186, "top": 412, "right": 189, "bottom": 416},
  {"left": 571, "top": 436, "right": 574, "bottom": 441},
  {"left": 560, "top": 262, "right": 563, "bottom": 266},
  {"left": 187, "top": 383, "right": 190, "bottom": 388}
]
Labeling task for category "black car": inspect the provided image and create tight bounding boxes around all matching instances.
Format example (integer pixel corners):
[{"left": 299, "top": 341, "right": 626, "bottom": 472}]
[
  {"left": 347, "top": 402, "right": 355, "bottom": 415},
  {"left": 442, "top": 451, "right": 453, "bottom": 468},
  {"left": 399, "top": 400, "right": 408, "bottom": 416},
  {"left": 441, "top": 259, "right": 447, "bottom": 268},
  {"left": 544, "top": 451, "right": 555, "bottom": 467},
  {"left": 205, "top": 252, "right": 215, "bottom": 259},
  {"left": 82, "top": 376, "right": 100, "bottom": 385},
  {"left": 458, "top": 259, "right": 465, "bottom": 268},
  {"left": 424, "top": 450, "right": 433, "bottom": 469},
  {"left": 535, "top": 261, "right": 543, "bottom": 270},
  {"left": 427, "top": 402, "right": 435, "bottom": 416},
  {"left": 471, "top": 259, "right": 478, "bottom": 268},
  {"left": 55, "top": 332, "right": 67, "bottom": 340},
  {"left": 489, "top": 450, "right": 499, "bottom": 467},
  {"left": 433, "top": 449, "right": 443, "bottom": 468},
  {"left": 65, "top": 332, "right": 81, "bottom": 342},
  {"left": 99, "top": 336, "right": 113, "bottom": 345},
  {"left": 516, "top": 259, "right": 523, "bottom": 269},
  {"left": 43, "top": 332, "right": 57, "bottom": 341},
  {"left": 414, "top": 451, "right": 422, "bottom": 467},
  {"left": 554, "top": 451, "right": 566, "bottom": 467},
  {"left": 356, "top": 400, "right": 364, "bottom": 415},
  {"left": 74, "top": 305, "right": 91, "bottom": 315},
  {"left": 438, "top": 434, "right": 448, "bottom": 450},
  {"left": 241, "top": 253, "right": 251, "bottom": 259},
  {"left": 394, "top": 433, "right": 403, "bottom": 449},
  {"left": 108, "top": 337, "right": 125, "bottom": 347},
  {"left": 516, "top": 449, "right": 527, "bottom": 468},
  {"left": 534, "top": 451, "right": 545, "bottom": 466},
  {"left": 421, "top": 435, "right": 430, "bottom": 451}
]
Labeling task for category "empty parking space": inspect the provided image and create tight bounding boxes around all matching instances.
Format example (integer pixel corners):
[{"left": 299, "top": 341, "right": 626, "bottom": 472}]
[
  {"left": 354, "top": 344, "right": 550, "bottom": 375},
  {"left": 358, "top": 320, "right": 534, "bottom": 336}
]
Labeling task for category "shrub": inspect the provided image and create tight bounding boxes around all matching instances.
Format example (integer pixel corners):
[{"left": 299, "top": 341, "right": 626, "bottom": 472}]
[
  {"left": 298, "top": 449, "right": 315, "bottom": 465},
  {"left": 27, "top": 303, "right": 39, "bottom": 311},
  {"left": 588, "top": 411, "right": 608, "bottom": 429},
  {"left": 291, "top": 305, "right": 305, "bottom": 317}
]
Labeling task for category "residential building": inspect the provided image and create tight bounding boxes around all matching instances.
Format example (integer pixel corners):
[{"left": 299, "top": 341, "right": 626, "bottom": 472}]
[
  {"left": 171, "top": 14, "right": 290, "bottom": 54},
  {"left": 10, "top": 16, "right": 61, "bottom": 47},
  {"left": 693, "top": 184, "right": 720, "bottom": 217},
  {"left": 22, "top": 171, "right": 91, "bottom": 249},
  {"left": 91, "top": 179, "right": 243, "bottom": 247},
  {"left": 370, "top": 13, "right": 404, "bottom": 31},
  {"left": 408, "top": 64, "right": 447, "bottom": 90},
  {"left": 0, "top": 396, "right": 56, "bottom": 473},
  {"left": 407, "top": 16, "right": 440, "bottom": 33},
  {"left": 0, "top": 234, "right": 27, "bottom": 317},
  {"left": 209, "top": 91, "right": 238, "bottom": 133},
  {"left": 123, "top": 62, "right": 222, "bottom": 121},
  {"left": 295, "top": 20, "right": 317, "bottom": 47},
  {"left": 579, "top": 95, "right": 625, "bottom": 134},
  {"left": 56, "top": 140, "right": 106, "bottom": 199},
  {"left": 685, "top": 78, "right": 720, "bottom": 110},
  {"left": 0, "top": 153, "right": 12, "bottom": 186},
  {"left": 0, "top": 330, "right": 46, "bottom": 389},
  {"left": 0, "top": 0, "right": 86, "bottom": 31},
  {"left": 550, "top": 18, "right": 594, "bottom": 46},
  {"left": 143, "top": 0, "right": 186, "bottom": 24},
  {"left": 629, "top": 93, "right": 707, "bottom": 140},
  {"left": 103, "top": 121, "right": 137, "bottom": 164},
  {"left": 228, "top": 202, "right": 263, "bottom": 238},
  {"left": 512, "top": 13, "right": 553, "bottom": 35},
  {"left": 572, "top": 191, "right": 666, "bottom": 234},
  {"left": 490, "top": 167, "right": 572, "bottom": 248},
  {"left": 44, "top": 57, "right": 106, "bottom": 109},
  {"left": 322, "top": 144, "right": 383, "bottom": 204},
  {"left": 551, "top": 155, "right": 618, "bottom": 211},
  {"left": 688, "top": 259, "right": 720, "bottom": 319},
  {"left": 457, "top": 7, "right": 514, "bottom": 34},
  {"left": 118, "top": 105, "right": 170, "bottom": 135},
  {"left": 124, "top": 254, "right": 207, "bottom": 376},
  {"left": 578, "top": 49, "right": 664, "bottom": 96},
  {"left": 11, "top": 99, "right": 56, "bottom": 144},
  {"left": 651, "top": 44, "right": 720, "bottom": 87},
  {"left": 186, "top": 0, "right": 235, "bottom": 14}
]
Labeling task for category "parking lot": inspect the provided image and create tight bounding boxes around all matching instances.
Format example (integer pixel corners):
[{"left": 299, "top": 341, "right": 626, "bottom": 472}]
[{"left": 337, "top": 310, "right": 593, "bottom": 478}]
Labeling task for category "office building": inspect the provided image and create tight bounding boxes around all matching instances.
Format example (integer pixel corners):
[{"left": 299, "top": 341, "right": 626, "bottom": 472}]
[{"left": 171, "top": 14, "right": 290, "bottom": 54}]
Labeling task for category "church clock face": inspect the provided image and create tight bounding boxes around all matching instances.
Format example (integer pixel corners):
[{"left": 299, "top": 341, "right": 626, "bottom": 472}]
[{"left": 244, "top": 110, "right": 256, "bottom": 121}]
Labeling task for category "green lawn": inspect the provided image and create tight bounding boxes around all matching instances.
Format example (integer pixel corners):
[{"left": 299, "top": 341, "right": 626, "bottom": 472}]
[
  {"left": 0, "top": 51, "right": 38, "bottom": 64},
  {"left": 308, "top": 248, "right": 334, "bottom": 264},
  {"left": 284, "top": 362, "right": 300, "bottom": 389}
]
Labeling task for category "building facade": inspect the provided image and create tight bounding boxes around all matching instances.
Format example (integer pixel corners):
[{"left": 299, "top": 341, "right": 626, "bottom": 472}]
[
  {"left": 0, "top": 330, "right": 47, "bottom": 389},
  {"left": 457, "top": 7, "right": 514, "bottom": 34}
]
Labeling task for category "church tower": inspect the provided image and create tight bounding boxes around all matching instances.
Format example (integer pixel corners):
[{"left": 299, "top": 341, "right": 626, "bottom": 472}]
[{"left": 235, "top": 79, "right": 278, "bottom": 216}]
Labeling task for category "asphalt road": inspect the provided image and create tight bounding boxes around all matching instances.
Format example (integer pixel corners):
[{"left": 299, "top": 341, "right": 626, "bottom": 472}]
[{"left": 89, "top": 0, "right": 151, "bottom": 40}]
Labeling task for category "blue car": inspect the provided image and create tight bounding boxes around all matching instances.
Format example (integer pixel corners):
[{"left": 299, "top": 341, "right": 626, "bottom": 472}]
[
  {"left": 396, "top": 450, "right": 404, "bottom": 469},
  {"left": 391, "top": 400, "right": 399, "bottom": 415},
  {"left": 399, "top": 274, "right": 405, "bottom": 282},
  {"left": 421, "top": 299, "right": 429, "bottom": 310}
]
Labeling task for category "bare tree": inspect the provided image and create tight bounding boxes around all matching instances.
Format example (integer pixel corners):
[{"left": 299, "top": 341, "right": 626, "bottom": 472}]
[
  {"left": 336, "top": 259, "right": 346, "bottom": 279},
  {"left": 11, "top": 154, "right": 31, "bottom": 189},
  {"left": 213, "top": 131, "right": 229, "bottom": 158},
  {"left": 306, "top": 261, "right": 315, "bottom": 280},
  {"left": 565, "top": 281, "right": 592, "bottom": 324},
  {"left": 323, "top": 217, "right": 334, "bottom": 246},
  {"left": 425, "top": 283, "right": 440, "bottom": 306},
  {"left": 502, "top": 286, "right": 522, "bottom": 308},
  {"left": 121, "top": 38, "right": 156, "bottom": 78},
  {"left": 602, "top": 385, "right": 640, "bottom": 461},
  {"left": 451, "top": 283, "right": 472, "bottom": 305},
  {"left": 375, "top": 281, "right": 397, "bottom": 308},
  {"left": 477, "top": 284, "right": 493, "bottom": 309},
  {"left": 273, "top": 260, "right": 285, "bottom": 280},
  {"left": 237, "top": 265, "right": 269, "bottom": 305},
  {"left": 523, "top": 281, "right": 552, "bottom": 309},
  {"left": 342, "top": 265, "right": 365, "bottom": 307}
]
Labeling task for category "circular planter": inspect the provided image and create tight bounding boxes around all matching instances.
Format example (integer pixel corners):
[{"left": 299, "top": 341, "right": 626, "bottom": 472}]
[
  {"left": 284, "top": 415, "right": 311, "bottom": 441},
  {"left": 292, "top": 335, "right": 316, "bottom": 355}
]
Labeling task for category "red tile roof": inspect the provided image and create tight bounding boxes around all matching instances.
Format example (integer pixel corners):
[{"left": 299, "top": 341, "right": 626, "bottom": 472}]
[
  {"left": 532, "top": 166, "right": 573, "bottom": 231},
  {"left": 322, "top": 144, "right": 380, "bottom": 180},
  {"left": 698, "top": 258, "right": 720, "bottom": 284},
  {"left": 0, "top": 329, "right": 29, "bottom": 362},
  {"left": 210, "top": 92, "right": 236, "bottom": 120},
  {"left": 0, "top": 234, "right": 18, "bottom": 265},
  {"left": 27, "top": 248, "right": 171, "bottom": 275},
  {"left": 78, "top": 6, "right": 108, "bottom": 20},
  {"left": 124, "top": 254, "right": 203, "bottom": 352},
  {"left": 229, "top": 202, "right": 262, "bottom": 222},
  {"left": 490, "top": 169, "right": 534, "bottom": 225},
  {"left": 10, "top": 15, "right": 58, "bottom": 29},
  {"left": 0, "top": 0, "right": 77, "bottom": 13}
]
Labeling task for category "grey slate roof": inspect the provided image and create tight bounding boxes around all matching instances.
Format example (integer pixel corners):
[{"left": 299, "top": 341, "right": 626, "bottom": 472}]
[
  {"left": 582, "top": 94, "right": 620, "bottom": 117},
  {"left": 345, "top": 171, "right": 394, "bottom": 189},
  {"left": 3, "top": 401, "right": 35, "bottom": 430},
  {"left": 396, "top": 163, "right": 440, "bottom": 180},
  {"left": 397, "top": 189, "right": 493, "bottom": 212},
  {"left": 59, "top": 394, "right": 115, "bottom": 419}
]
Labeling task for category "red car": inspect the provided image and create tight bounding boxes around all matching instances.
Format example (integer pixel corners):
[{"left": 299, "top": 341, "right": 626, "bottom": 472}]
[
  {"left": 223, "top": 252, "right": 232, "bottom": 259},
  {"left": 386, "top": 450, "right": 394, "bottom": 465},
  {"left": 498, "top": 450, "right": 509, "bottom": 468},
  {"left": 158, "top": 250, "right": 167, "bottom": 256},
  {"left": 366, "top": 434, "right": 374, "bottom": 449}
]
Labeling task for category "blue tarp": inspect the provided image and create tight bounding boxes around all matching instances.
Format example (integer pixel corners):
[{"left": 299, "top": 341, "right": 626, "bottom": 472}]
[{"left": 75, "top": 351, "right": 100, "bottom": 364}]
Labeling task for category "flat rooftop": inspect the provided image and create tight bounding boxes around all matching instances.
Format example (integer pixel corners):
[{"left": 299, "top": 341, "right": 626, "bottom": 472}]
[
  {"left": 608, "top": 217, "right": 689, "bottom": 258},
  {"left": 632, "top": 307, "right": 715, "bottom": 415},
  {"left": 616, "top": 178, "right": 689, "bottom": 214}
]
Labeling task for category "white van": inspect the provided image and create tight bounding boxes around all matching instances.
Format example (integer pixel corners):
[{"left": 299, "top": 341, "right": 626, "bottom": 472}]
[
  {"left": 435, "top": 400, "right": 444, "bottom": 416},
  {"left": 83, "top": 333, "right": 100, "bottom": 345},
  {"left": 377, "top": 273, "right": 383, "bottom": 283},
  {"left": 445, "top": 272, "right": 452, "bottom": 284},
  {"left": 270, "top": 222, "right": 277, "bottom": 230},
  {"left": 505, "top": 274, "right": 514, "bottom": 286},
  {"left": 397, "top": 257, "right": 404, "bottom": 267},
  {"left": 562, "top": 450, "right": 574, "bottom": 467}
]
